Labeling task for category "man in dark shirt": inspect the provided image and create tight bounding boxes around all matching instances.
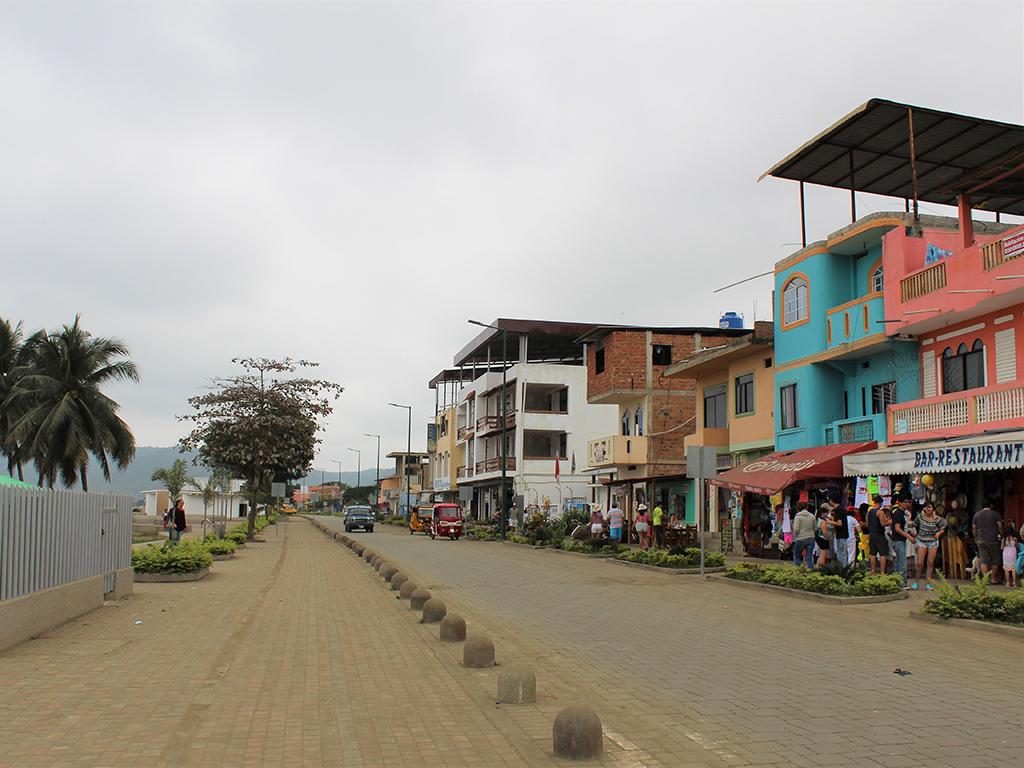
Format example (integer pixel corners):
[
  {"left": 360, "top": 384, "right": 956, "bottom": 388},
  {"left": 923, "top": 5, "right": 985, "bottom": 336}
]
[
  {"left": 890, "top": 497, "right": 915, "bottom": 587},
  {"left": 866, "top": 494, "right": 890, "bottom": 575},
  {"left": 973, "top": 505, "right": 1003, "bottom": 580}
]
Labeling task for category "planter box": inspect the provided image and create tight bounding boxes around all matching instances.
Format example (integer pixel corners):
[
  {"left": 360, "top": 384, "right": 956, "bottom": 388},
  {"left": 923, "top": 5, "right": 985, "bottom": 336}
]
[
  {"left": 547, "top": 548, "right": 619, "bottom": 559},
  {"left": 134, "top": 568, "right": 210, "bottom": 583},
  {"left": 613, "top": 559, "right": 726, "bottom": 575},
  {"left": 211, "top": 554, "right": 233, "bottom": 561},
  {"left": 715, "top": 575, "right": 907, "bottom": 604},
  {"left": 908, "top": 609, "right": 1024, "bottom": 637}
]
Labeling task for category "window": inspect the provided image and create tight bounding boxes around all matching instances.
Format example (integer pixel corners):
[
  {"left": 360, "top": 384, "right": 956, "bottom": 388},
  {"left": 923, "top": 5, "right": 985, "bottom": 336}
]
[
  {"left": 871, "top": 264, "right": 883, "bottom": 294},
  {"left": 871, "top": 381, "right": 896, "bottom": 414},
  {"left": 704, "top": 385, "right": 727, "bottom": 429},
  {"left": 634, "top": 407, "right": 644, "bottom": 436},
  {"left": 557, "top": 387, "right": 568, "bottom": 412},
  {"left": 652, "top": 344, "right": 672, "bottom": 366},
  {"left": 735, "top": 373, "right": 754, "bottom": 415},
  {"left": 863, "top": 304, "right": 869, "bottom": 332},
  {"left": 782, "top": 275, "right": 809, "bottom": 327},
  {"left": 942, "top": 340, "right": 985, "bottom": 393},
  {"left": 595, "top": 347, "right": 605, "bottom": 374},
  {"left": 622, "top": 409, "right": 632, "bottom": 436},
  {"left": 843, "top": 312, "right": 850, "bottom": 338},
  {"left": 764, "top": 357, "right": 772, "bottom": 369},
  {"left": 780, "top": 384, "right": 798, "bottom": 430}
]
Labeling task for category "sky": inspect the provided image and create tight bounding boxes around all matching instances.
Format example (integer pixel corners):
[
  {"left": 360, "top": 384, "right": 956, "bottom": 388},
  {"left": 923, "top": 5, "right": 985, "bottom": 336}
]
[{"left": 2, "top": 0, "right": 1022, "bottom": 474}]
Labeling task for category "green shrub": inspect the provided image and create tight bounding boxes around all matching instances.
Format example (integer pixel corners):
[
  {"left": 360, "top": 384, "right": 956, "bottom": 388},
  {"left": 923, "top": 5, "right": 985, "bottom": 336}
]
[
  {"left": 225, "top": 530, "right": 247, "bottom": 545},
  {"left": 508, "top": 534, "right": 530, "bottom": 545},
  {"left": 561, "top": 538, "right": 621, "bottom": 555},
  {"left": 205, "top": 538, "right": 237, "bottom": 556},
  {"left": 923, "top": 575, "right": 1024, "bottom": 625},
  {"left": 616, "top": 547, "right": 725, "bottom": 569},
  {"left": 726, "top": 563, "right": 901, "bottom": 596},
  {"left": 132, "top": 541, "right": 213, "bottom": 574}
]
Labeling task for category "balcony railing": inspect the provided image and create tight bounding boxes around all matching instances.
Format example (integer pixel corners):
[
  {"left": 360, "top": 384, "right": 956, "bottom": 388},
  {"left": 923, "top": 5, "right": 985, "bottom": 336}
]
[
  {"left": 475, "top": 413, "right": 516, "bottom": 435},
  {"left": 823, "top": 416, "right": 878, "bottom": 445},
  {"left": 889, "top": 381, "right": 1024, "bottom": 442},
  {"left": 982, "top": 230, "right": 1024, "bottom": 271},
  {"left": 587, "top": 435, "right": 650, "bottom": 468},
  {"left": 900, "top": 261, "right": 947, "bottom": 302},
  {"left": 474, "top": 456, "right": 516, "bottom": 474},
  {"left": 457, "top": 425, "right": 471, "bottom": 441},
  {"left": 456, "top": 465, "right": 472, "bottom": 479}
]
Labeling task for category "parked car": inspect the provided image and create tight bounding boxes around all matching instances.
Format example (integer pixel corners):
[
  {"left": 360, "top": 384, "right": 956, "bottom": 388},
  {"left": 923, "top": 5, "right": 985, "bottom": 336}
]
[{"left": 343, "top": 505, "right": 375, "bottom": 533}]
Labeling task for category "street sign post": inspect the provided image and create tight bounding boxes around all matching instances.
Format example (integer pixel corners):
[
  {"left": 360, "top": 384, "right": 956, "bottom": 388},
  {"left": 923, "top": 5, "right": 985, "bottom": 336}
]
[{"left": 686, "top": 446, "right": 718, "bottom": 576}]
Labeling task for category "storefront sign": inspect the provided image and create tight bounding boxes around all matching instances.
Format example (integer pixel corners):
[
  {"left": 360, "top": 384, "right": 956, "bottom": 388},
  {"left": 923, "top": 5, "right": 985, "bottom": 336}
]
[
  {"left": 1004, "top": 231, "right": 1024, "bottom": 261},
  {"left": 742, "top": 457, "right": 818, "bottom": 474},
  {"left": 433, "top": 478, "right": 450, "bottom": 491},
  {"left": 913, "top": 441, "right": 1024, "bottom": 471}
]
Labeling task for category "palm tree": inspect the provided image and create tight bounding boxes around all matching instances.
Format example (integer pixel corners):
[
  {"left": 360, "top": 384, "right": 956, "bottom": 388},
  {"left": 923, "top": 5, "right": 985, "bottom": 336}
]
[
  {"left": 0, "top": 318, "right": 29, "bottom": 479},
  {"left": 6, "top": 316, "right": 138, "bottom": 490},
  {"left": 188, "top": 468, "right": 228, "bottom": 537},
  {"left": 152, "top": 458, "right": 190, "bottom": 508}
]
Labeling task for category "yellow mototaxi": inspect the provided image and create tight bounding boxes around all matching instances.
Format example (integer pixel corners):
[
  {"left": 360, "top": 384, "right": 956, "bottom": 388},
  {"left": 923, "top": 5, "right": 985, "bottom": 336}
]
[{"left": 409, "top": 505, "right": 433, "bottom": 535}]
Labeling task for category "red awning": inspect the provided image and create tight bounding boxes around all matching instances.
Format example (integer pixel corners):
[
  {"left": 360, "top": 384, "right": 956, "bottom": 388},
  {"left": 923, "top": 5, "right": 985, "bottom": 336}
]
[{"left": 709, "top": 442, "right": 877, "bottom": 496}]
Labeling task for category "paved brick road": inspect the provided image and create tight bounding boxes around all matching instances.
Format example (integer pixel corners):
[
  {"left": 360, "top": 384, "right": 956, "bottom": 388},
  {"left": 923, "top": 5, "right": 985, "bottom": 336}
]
[{"left": 323, "top": 520, "right": 1024, "bottom": 768}]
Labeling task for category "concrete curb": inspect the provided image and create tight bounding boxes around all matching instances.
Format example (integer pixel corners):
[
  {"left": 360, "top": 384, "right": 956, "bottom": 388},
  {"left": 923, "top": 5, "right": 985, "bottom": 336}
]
[
  {"left": 907, "top": 609, "right": 1024, "bottom": 638},
  {"left": 713, "top": 575, "right": 908, "bottom": 604},
  {"left": 211, "top": 554, "right": 234, "bottom": 562},
  {"left": 611, "top": 559, "right": 727, "bottom": 575},
  {"left": 134, "top": 568, "right": 210, "bottom": 583}
]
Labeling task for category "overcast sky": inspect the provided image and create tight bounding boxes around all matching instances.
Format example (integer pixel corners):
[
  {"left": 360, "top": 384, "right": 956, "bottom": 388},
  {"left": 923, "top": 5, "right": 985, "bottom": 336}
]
[{"left": 2, "top": 0, "right": 1021, "bottom": 473}]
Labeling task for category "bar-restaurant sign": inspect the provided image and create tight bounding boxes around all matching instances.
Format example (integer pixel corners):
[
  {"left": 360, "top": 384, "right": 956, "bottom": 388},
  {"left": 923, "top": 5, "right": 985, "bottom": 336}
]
[{"left": 913, "top": 440, "right": 1024, "bottom": 471}]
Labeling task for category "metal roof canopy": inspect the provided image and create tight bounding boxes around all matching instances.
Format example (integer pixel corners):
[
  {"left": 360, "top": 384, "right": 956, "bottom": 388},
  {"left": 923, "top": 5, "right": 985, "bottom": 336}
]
[
  {"left": 761, "top": 99, "right": 1024, "bottom": 218},
  {"left": 453, "top": 318, "right": 598, "bottom": 367}
]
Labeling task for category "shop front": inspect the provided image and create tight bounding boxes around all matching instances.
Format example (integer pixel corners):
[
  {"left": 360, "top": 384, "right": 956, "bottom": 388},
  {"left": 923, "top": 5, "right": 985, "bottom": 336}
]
[
  {"left": 844, "top": 431, "right": 1024, "bottom": 576},
  {"left": 710, "top": 442, "right": 877, "bottom": 556}
]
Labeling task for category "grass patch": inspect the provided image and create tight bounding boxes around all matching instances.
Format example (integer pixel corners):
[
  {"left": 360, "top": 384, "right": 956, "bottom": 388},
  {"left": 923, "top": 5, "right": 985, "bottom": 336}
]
[
  {"left": 726, "top": 563, "right": 901, "bottom": 596},
  {"left": 617, "top": 547, "right": 726, "bottom": 569}
]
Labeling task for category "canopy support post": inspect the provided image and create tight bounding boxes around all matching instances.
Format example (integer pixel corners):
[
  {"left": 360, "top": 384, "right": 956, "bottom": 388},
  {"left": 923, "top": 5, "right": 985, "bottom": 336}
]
[
  {"left": 849, "top": 150, "right": 857, "bottom": 223},
  {"left": 799, "top": 180, "right": 807, "bottom": 247},
  {"left": 908, "top": 107, "right": 921, "bottom": 234},
  {"left": 958, "top": 193, "right": 974, "bottom": 249}
]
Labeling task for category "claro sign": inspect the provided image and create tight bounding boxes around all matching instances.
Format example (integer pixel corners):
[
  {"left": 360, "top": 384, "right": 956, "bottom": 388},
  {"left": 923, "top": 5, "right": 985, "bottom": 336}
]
[{"left": 741, "top": 458, "right": 818, "bottom": 474}]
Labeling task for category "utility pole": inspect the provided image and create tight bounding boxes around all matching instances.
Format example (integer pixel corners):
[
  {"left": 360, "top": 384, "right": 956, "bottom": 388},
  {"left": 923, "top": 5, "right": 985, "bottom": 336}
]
[
  {"left": 347, "top": 448, "right": 361, "bottom": 493},
  {"left": 364, "top": 433, "right": 381, "bottom": 516},
  {"left": 332, "top": 460, "right": 342, "bottom": 512},
  {"left": 388, "top": 403, "right": 412, "bottom": 518}
]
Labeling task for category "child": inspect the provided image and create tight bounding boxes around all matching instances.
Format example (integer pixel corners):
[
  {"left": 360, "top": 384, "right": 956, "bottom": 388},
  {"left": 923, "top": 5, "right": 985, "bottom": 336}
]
[{"left": 1002, "top": 531, "right": 1019, "bottom": 588}]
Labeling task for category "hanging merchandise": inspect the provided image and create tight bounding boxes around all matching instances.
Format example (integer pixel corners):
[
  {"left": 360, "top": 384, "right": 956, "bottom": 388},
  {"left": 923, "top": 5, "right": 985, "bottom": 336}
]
[
  {"left": 878, "top": 476, "right": 892, "bottom": 505},
  {"left": 799, "top": 489, "right": 809, "bottom": 503},
  {"left": 910, "top": 474, "right": 926, "bottom": 503},
  {"left": 854, "top": 477, "right": 869, "bottom": 507},
  {"left": 867, "top": 476, "right": 880, "bottom": 496}
]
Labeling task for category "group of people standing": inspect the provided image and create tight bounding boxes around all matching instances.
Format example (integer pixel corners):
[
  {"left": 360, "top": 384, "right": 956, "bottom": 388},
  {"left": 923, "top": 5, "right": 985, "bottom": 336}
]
[
  {"left": 590, "top": 501, "right": 673, "bottom": 548},
  {"left": 788, "top": 492, "right": 1023, "bottom": 591}
]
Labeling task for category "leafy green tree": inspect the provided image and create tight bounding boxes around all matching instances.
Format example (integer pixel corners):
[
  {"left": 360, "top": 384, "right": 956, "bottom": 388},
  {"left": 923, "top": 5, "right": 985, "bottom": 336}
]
[
  {"left": 6, "top": 316, "right": 138, "bottom": 490},
  {"left": 180, "top": 357, "right": 342, "bottom": 539},
  {"left": 152, "top": 458, "right": 191, "bottom": 511},
  {"left": 0, "top": 318, "right": 35, "bottom": 480}
]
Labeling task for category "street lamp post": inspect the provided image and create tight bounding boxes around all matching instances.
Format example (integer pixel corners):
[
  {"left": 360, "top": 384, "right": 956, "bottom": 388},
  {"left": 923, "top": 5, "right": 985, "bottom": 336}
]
[
  {"left": 468, "top": 319, "right": 508, "bottom": 539},
  {"left": 332, "top": 460, "right": 342, "bottom": 513},
  {"left": 347, "top": 448, "right": 361, "bottom": 493},
  {"left": 388, "top": 403, "right": 412, "bottom": 518},
  {"left": 363, "top": 433, "right": 381, "bottom": 517}
]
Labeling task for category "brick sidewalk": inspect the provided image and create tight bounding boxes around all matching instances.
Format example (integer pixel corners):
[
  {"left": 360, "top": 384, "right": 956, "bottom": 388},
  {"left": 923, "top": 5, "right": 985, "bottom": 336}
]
[{"left": 0, "top": 519, "right": 591, "bottom": 767}]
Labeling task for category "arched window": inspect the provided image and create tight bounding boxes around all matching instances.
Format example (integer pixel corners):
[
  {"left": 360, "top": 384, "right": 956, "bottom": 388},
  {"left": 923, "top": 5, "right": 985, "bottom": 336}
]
[
  {"left": 634, "top": 407, "right": 644, "bottom": 436},
  {"left": 942, "top": 339, "right": 985, "bottom": 393},
  {"left": 871, "top": 265, "right": 884, "bottom": 294},
  {"left": 622, "top": 409, "right": 632, "bottom": 436},
  {"left": 782, "top": 275, "right": 809, "bottom": 327}
]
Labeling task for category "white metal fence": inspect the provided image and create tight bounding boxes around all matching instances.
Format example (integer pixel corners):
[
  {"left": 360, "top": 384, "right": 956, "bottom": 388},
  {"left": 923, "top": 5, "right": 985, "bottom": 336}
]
[{"left": 0, "top": 486, "right": 133, "bottom": 601}]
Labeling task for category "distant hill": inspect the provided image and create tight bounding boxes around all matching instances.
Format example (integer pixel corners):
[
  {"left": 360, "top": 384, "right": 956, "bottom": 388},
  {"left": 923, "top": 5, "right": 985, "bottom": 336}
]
[{"left": 18, "top": 446, "right": 393, "bottom": 499}]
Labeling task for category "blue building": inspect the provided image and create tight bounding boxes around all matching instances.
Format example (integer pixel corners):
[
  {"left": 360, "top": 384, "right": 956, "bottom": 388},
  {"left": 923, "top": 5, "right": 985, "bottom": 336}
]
[{"left": 773, "top": 213, "right": 921, "bottom": 450}]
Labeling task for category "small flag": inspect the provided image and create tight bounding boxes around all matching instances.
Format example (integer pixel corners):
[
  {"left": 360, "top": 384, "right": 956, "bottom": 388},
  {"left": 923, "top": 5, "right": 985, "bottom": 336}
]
[
  {"left": 571, "top": 451, "right": 576, "bottom": 474},
  {"left": 554, "top": 456, "right": 560, "bottom": 481}
]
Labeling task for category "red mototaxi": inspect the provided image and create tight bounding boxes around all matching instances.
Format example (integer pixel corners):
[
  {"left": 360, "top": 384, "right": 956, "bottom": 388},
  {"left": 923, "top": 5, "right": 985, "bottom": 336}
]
[{"left": 430, "top": 503, "right": 463, "bottom": 540}]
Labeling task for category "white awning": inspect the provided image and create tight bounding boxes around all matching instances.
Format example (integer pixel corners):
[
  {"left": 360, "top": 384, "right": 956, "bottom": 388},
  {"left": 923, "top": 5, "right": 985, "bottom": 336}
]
[{"left": 843, "top": 430, "right": 1024, "bottom": 476}]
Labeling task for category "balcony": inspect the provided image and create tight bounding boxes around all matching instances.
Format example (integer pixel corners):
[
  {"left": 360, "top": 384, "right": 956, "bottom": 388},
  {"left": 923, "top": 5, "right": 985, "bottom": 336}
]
[
  {"left": 889, "top": 380, "right": 1024, "bottom": 443},
  {"left": 899, "top": 261, "right": 947, "bottom": 302},
  {"left": 475, "top": 413, "right": 516, "bottom": 435},
  {"left": 474, "top": 456, "right": 516, "bottom": 475},
  {"left": 823, "top": 414, "right": 885, "bottom": 445},
  {"left": 456, "top": 465, "right": 472, "bottom": 479},
  {"left": 587, "top": 435, "right": 650, "bottom": 468},
  {"left": 457, "top": 425, "right": 471, "bottom": 442}
]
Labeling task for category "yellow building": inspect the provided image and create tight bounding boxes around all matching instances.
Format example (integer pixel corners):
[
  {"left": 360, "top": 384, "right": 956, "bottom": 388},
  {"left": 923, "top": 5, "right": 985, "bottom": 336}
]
[
  {"left": 667, "top": 321, "right": 775, "bottom": 546},
  {"left": 430, "top": 405, "right": 463, "bottom": 503}
]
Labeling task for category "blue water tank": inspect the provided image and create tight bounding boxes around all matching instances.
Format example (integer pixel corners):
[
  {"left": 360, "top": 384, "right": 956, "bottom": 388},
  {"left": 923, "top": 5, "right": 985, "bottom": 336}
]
[{"left": 719, "top": 311, "right": 743, "bottom": 329}]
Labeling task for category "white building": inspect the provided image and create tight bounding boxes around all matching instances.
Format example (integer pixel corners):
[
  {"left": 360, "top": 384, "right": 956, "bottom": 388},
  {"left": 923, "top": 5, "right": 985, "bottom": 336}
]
[
  {"left": 142, "top": 478, "right": 251, "bottom": 522},
  {"left": 449, "top": 319, "right": 618, "bottom": 520}
]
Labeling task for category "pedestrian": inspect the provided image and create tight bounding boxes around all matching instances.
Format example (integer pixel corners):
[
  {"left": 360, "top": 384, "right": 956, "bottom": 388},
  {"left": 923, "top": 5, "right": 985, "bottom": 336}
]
[
  {"left": 589, "top": 505, "right": 604, "bottom": 540},
  {"left": 652, "top": 502, "right": 665, "bottom": 548},
  {"left": 867, "top": 494, "right": 890, "bottom": 575},
  {"left": 1002, "top": 529, "right": 1019, "bottom": 589},
  {"left": 635, "top": 504, "right": 651, "bottom": 549},
  {"left": 608, "top": 501, "right": 624, "bottom": 544},
  {"left": 827, "top": 505, "right": 850, "bottom": 568},
  {"left": 791, "top": 501, "right": 816, "bottom": 569},
  {"left": 972, "top": 504, "right": 1003, "bottom": 582},
  {"left": 845, "top": 506, "right": 861, "bottom": 567},
  {"left": 815, "top": 505, "right": 833, "bottom": 568},
  {"left": 912, "top": 502, "right": 946, "bottom": 590},
  {"left": 170, "top": 498, "right": 187, "bottom": 544},
  {"left": 890, "top": 496, "right": 915, "bottom": 588}
]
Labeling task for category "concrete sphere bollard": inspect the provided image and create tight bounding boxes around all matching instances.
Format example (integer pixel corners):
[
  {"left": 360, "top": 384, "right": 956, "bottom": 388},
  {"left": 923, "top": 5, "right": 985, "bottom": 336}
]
[
  {"left": 420, "top": 597, "right": 446, "bottom": 624},
  {"left": 362, "top": 550, "right": 374, "bottom": 562},
  {"left": 390, "top": 572, "right": 408, "bottom": 590},
  {"left": 439, "top": 613, "right": 466, "bottom": 642},
  {"left": 381, "top": 565, "right": 398, "bottom": 581},
  {"left": 371, "top": 555, "right": 383, "bottom": 568},
  {"left": 463, "top": 633, "right": 495, "bottom": 668},
  {"left": 410, "top": 587, "right": 432, "bottom": 611},
  {"left": 398, "top": 581, "right": 418, "bottom": 600},
  {"left": 353, "top": 544, "right": 364, "bottom": 555},
  {"left": 497, "top": 664, "right": 536, "bottom": 704},
  {"left": 553, "top": 705, "right": 603, "bottom": 760},
  {"left": 374, "top": 559, "right": 387, "bottom": 572}
]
